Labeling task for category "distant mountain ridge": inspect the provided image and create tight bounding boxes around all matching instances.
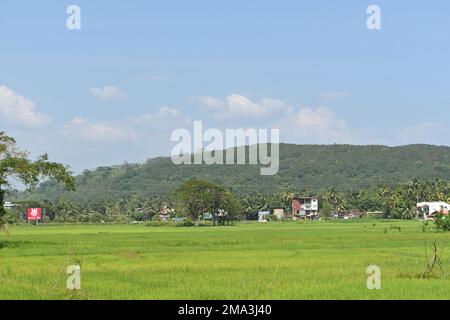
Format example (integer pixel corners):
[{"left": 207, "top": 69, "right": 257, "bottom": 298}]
[{"left": 22, "top": 144, "right": 450, "bottom": 205}]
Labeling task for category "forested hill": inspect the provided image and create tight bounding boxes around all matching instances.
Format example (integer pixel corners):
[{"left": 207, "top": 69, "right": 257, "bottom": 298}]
[{"left": 22, "top": 144, "right": 450, "bottom": 205}]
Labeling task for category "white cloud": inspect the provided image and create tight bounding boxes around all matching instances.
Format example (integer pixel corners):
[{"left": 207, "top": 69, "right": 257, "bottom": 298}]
[
  {"left": 197, "top": 96, "right": 226, "bottom": 110},
  {"left": 273, "top": 106, "right": 353, "bottom": 144},
  {"left": 59, "top": 106, "right": 191, "bottom": 146},
  {"left": 62, "top": 117, "right": 133, "bottom": 142},
  {"left": 197, "top": 94, "right": 290, "bottom": 120},
  {"left": 133, "top": 106, "right": 191, "bottom": 129},
  {"left": 0, "top": 85, "right": 50, "bottom": 128},
  {"left": 90, "top": 86, "right": 127, "bottom": 100}
]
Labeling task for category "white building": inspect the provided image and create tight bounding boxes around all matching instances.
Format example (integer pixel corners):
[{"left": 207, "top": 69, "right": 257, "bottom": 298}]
[
  {"left": 292, "top": 197, "right": 319, "bottom": 220},
  {"left": 417, "top": 201, "right": 450, "bottom": 219},
  {"left": 258, "top": 211, "right": 270, "bottom": 222},
  {"left": 4, "top": 202, "right": 16, "bottom": 209}
]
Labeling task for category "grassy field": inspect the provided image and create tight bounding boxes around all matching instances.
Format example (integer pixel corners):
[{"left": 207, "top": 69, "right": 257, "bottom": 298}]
[{"left": 1, "top": 220, "right": 450, "bottom": 300}]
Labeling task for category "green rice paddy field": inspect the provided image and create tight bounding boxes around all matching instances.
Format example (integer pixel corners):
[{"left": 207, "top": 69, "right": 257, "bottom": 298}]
[{"left": 1, "top": 220, "right": 450, "bottom": 300}]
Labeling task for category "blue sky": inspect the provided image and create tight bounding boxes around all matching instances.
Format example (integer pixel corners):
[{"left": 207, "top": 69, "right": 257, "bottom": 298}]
[{"left": 0, "top": 0, "right": 449, "bottom": 172}]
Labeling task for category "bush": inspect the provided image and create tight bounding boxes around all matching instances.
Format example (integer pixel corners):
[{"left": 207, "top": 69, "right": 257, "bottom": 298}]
[
  {"left": 89, "top": 212, "right": 103, "bottom": 223},
  {"left": 42, "top": 216, "right": 51, "bottom": 224},
  {"left": 114, "top": 215, "right": 130, "bottom": 224},
  {"left": 175, "top": 219, "right": 195, "bottom": 227},
  {"left": 145, "top": 221, "right": 170, "bottom": 227},
  {"left": 54, "top": 216, "right": 66, "bottom": 223},
  {"left": 146, "top": 219, "right": 199, "bottom": 228},
  {"left": 435, "top": 213, "right": 450, "bottom": 232}
]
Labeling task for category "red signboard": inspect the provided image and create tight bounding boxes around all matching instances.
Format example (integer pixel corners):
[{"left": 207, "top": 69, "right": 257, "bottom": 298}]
[{"left": 27, "top": 208, "right": 42, "bottom": 221}]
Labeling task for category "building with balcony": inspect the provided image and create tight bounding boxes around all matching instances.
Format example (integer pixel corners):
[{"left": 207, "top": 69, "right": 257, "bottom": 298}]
[{"left": 292, "top": 197, "right": 319, "bottom": 220}]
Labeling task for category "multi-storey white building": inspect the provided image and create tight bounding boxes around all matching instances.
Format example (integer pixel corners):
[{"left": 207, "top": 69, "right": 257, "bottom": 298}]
[{"left": 292, "top": 197, "right": 319, "bottom": 220}]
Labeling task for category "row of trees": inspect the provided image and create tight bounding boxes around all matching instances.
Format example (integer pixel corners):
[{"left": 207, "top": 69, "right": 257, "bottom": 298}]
[
  {"left": 2, "top": 130, "right": 450, "bottom": 226},
  {"left": 4, "top": 179, "right": 242, "bottom": 225},
  {"left": 317, "top": 179, "right": 450, "bottom": 219},
  {"left": 4, "top": 178, "right": 450, "bottom": 224}
]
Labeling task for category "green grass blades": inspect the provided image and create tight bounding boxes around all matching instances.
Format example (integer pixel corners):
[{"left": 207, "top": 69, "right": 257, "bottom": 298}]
[{"left": 1, "top": 220, "right": 450, "bottom": 300}]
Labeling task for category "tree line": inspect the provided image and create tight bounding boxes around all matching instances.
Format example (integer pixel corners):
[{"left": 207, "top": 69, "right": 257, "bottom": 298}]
[
  {"left": 2, "top": 131, "right": 450, "bottom": 226},
  {"left": 3, "top": 178, "right": 450, "bottom": 224}
]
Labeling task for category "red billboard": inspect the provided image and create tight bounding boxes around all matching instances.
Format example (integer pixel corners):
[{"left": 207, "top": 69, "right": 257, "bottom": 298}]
[{"left": 27, "top": 208, "right": 42, "bottom": 221}]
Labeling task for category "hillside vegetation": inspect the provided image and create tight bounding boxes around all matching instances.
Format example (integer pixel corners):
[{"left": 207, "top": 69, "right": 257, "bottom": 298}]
[{"left": 22, "top": 144, "right": 450, "bottom": 205}]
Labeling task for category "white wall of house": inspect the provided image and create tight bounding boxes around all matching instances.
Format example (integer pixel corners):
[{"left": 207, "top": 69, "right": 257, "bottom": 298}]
[
  {"left": 417, "top": 201, "right": 450, "bottom": 218},
  {"left": 311, "top": 199, "right": 318, "bottom": 211}
]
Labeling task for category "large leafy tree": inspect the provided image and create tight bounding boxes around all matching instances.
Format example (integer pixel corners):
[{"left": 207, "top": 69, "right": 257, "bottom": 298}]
[
  {"left": 174, "top": 179, "right": 241, "bottom": 224},
  {"left": 0, "top": 132, "right": 75, "bottom": 229}
]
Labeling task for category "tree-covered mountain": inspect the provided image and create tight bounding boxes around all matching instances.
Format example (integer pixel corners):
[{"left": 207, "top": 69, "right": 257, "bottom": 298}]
[{"left": 19, "top": 144, "right": 450, "bottom": 206}]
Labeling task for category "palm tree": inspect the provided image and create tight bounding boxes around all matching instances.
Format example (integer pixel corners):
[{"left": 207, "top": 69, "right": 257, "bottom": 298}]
[
  {"left": 406, "top": 178, "right": 420, "bottom": 204},
  {"left": 335, "top": 196, "right": 348, "bottom": 212},
  {"left": 241, "top": 192, "right": 269, "bottom": 220},
  {"left": 272, "top": 191, "right": 294, "bottom": 212},
  {"left": 430, "top": 179, "right": 446, "bottom": 201},
  {"left": 377, "top": 185, "right": 392, "bottom": 198},
  {"left": 323, "top": 188, "right": 347, "bottom": 213}
]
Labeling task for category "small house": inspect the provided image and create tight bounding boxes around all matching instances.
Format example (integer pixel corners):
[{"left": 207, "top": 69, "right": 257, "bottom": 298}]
[
  {"left": 4, "top": 202, "right": 16, "bottom": 210},
  {"left": 273, "top": 208, "right": 285, "bottom": 220},
  {"left": 159, "top": 207, "right": 175, "bottom": 222},
  {"left": 258, "top": 211, "right": 270, "bottom": 222},
  {"left": 332, "top": 210, "right": 363, "bottom": 220}
]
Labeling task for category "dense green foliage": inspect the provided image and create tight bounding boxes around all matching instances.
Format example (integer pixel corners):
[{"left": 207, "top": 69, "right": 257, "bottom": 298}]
[
  {"left": 4, "top": 142, "right": 449, "bottom": 224},
  {"left": 2, "top": 221, "right": 450, "bottom": 299},
  {"left": 22, "top": 144, "right": 450, "bottom": 207},
  {"left": 435, "top": 213, "right": 450, "bottom": 232},
  {"left": 174, "top": 179, "right": 241, "bottom": 224},
  {"left": 5, "top": 179, "right": 449, "bottom": 224}
]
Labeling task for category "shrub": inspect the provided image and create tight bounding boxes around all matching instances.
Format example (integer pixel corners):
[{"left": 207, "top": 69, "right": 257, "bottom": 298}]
[
  {"left": 434, "top": 213, "right": 450, "bottom": 232},
  {"left": 89, "top": 212, "right": 103, "bottom": 223},
  {"left": 42, "top": 216, "right": 51, "bottom": 224},
  {"left": 175, "top": 219, "right": 195, "bottom": 227},
  {"left": 145, "top": 221, "right": 170, "bottom": 227}
]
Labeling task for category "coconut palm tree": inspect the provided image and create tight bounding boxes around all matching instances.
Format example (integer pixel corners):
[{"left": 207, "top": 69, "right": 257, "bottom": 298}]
[{"left": 323, "top": 188, "right": 348, "bottom": 213}]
